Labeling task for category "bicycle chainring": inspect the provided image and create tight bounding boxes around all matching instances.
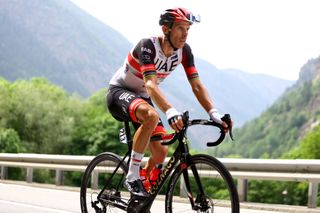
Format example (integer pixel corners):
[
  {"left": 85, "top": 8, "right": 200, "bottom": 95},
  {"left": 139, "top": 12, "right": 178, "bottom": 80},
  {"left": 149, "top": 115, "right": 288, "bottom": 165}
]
[{"left": 127, "top": 197, "right": 151, "bottom": 213}]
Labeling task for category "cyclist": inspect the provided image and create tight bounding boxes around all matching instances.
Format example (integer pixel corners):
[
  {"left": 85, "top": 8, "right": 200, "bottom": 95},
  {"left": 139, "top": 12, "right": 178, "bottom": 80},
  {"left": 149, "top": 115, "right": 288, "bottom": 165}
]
[{"left": 107, "top": 7, "right": 230, "bottom": 198}]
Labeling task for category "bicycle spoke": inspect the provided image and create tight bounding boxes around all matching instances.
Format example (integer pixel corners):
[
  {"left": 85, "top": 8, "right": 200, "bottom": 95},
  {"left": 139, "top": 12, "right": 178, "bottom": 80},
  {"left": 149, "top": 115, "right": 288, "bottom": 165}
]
[
  {"left": 80, "top": 153, "right": 129, "bottom": 213},
  {"left": 166, "top": 155, "right": 239, "bottom": 213}
]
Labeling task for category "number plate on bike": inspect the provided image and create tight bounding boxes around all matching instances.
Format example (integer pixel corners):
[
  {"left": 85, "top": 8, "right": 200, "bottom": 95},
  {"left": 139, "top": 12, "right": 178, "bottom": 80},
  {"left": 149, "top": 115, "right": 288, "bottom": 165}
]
[{"left": 119, "top": 128, "right": 127, "bottom": 144}]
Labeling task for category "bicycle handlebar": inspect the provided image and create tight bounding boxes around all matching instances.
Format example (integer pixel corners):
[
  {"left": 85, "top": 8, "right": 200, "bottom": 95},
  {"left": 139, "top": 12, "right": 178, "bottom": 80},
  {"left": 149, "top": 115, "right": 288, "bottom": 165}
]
[{"left": 150, "top": 111, "right": 234, "bottom": 147}]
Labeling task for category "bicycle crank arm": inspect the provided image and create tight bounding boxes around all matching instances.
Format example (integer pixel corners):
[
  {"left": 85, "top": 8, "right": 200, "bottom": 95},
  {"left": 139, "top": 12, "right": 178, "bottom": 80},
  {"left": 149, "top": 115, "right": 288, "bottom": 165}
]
[{"left": 127, "top": 196, "right": 152, "bottom": 213}]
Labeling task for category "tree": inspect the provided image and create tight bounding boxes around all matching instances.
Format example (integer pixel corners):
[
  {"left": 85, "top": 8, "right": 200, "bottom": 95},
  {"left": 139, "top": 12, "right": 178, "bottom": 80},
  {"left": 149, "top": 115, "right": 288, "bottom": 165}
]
[
  {"left": 286, "top": 125, "right": 320, "bottom": 159},
  {"left": 0, "top": 78, "right": 12, "bottom": 128},
  {"left": 3, "top": 78, "right": 84, "bottom": 153},
  {"left": 71, "top": 89, "right": 127, "bottom": 155},
  {"left": 0, "top": 128, "right": 22, "bottom": 153}
]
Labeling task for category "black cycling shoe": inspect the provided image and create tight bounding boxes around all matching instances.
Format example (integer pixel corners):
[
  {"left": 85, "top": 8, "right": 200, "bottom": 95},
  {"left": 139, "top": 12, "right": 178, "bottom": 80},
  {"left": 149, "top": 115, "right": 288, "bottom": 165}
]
[{"left": 124, "top": 179, "right": 150, "bottom": 198}]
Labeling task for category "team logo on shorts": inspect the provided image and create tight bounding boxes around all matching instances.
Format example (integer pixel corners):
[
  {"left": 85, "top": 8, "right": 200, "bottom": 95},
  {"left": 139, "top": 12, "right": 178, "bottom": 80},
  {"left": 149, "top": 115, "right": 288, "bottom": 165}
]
[{"left": 119, "top": 92, "right": 135, "bottom": 103}]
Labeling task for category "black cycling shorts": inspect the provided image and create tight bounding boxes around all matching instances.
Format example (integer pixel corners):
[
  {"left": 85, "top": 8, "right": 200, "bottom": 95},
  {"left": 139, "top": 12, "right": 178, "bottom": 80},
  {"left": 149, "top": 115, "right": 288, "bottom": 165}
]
[{"left": 107, "top": 85, "right": 166, "bottom": 136}]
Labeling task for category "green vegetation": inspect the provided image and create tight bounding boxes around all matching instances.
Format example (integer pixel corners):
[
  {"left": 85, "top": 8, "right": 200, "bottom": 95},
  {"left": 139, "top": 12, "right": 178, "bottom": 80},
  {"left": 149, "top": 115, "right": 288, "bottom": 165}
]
[
  {"left": 205, "top": 56, "right": 320, "bottom": 206},
  {"left": 1, "top": 72, "right": 319, "bottom": 206},
  {"left": 285, "top": 124, "right": 320, "bottom": 159},
  {"left": 209, "top": 78, "right": 320, "bottom": 159},
  {"left": 0, "top": 128, "right": 21, "bottom": 153},
  {"left": 247, "top": 181, "right": 308, "bottom": 206},
  {"left": 0, "top": 77, "right": 125, "bottom": 155}
]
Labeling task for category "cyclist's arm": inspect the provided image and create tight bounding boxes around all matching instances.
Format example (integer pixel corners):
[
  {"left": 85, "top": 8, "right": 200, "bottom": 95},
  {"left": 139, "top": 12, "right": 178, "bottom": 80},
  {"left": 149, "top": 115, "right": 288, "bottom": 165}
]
[
  {"left": 190, "top": 79, "right": 230, "bottom": 129},
  {"left": 181, "top": 44, "right": 215, "bottom": 113},
  {"left": 182, "top": 44, "right": 226, "bottom": 124},
  {"left": 135, "top": 39, "right": 171, "bottom": 112},
  {"left": 144, "top": 76, "right": 183, "bottom": 131},
  {"left": 189, "top": 79, "right": 214, "bottom": 113},
  {"left": 144, "top": 75, "right": 172, "bottom": 113}
]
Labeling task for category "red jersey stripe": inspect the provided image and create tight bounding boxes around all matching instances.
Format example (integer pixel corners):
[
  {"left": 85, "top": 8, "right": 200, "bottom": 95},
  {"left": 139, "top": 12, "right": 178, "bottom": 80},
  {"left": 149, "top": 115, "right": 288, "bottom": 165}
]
[
  {"left": 127, "top": 53, "right": 141, "bottom": 71},
  {"left": 141, "top": 64, "right": 156, "bottom": 73}
]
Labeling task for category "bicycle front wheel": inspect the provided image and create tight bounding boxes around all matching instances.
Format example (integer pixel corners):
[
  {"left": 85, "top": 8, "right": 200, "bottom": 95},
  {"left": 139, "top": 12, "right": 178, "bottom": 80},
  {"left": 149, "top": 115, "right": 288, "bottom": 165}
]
[
  {"left": 80, "top": 152, "right": 129, "bottom": 213},
  {"left": 165, "top": 154, "right": 239, "bottom": 213}
]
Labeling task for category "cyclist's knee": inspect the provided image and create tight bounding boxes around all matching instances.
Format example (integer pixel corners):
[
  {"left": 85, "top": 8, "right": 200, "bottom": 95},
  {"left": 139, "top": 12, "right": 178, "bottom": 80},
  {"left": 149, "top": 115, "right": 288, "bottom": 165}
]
[
  {"left": 147, "top": 110, "right": 159, "bottom": 124},
  {"left": 136, "top": 105, "right": 159, "bottom": 126}
]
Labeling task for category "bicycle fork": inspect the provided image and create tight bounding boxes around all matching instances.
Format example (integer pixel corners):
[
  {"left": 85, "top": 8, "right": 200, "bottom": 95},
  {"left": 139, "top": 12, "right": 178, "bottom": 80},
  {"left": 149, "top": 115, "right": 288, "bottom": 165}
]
[{"left": 181, "top": 162, "right": 212, "bottom": 212}]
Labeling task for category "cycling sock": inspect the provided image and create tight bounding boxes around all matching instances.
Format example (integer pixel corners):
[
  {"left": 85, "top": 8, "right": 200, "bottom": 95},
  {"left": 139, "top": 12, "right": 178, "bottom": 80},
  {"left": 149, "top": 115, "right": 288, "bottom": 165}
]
[{"left": 127, "top": 151, "right": 144, "bottom": 182}]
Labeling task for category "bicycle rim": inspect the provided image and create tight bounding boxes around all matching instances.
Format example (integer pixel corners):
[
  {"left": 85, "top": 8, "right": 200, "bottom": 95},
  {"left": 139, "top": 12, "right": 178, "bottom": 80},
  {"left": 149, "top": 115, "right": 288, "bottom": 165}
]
[
  {"left": 80, "top": 152, "right": 129, "bottom": 213},
  {"left": 165, "top": 154, "right": 239, "bottom": 213}
]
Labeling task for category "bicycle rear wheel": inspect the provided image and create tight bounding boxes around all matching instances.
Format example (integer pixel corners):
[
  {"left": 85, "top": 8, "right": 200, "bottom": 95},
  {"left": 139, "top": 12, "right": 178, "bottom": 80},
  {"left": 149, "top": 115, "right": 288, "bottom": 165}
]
[
  {"left": 80, "top": 152, "right": 129, "bottom": 213},
  {"left": 165, "top": 154, "right": 239, "bottom": 213}
]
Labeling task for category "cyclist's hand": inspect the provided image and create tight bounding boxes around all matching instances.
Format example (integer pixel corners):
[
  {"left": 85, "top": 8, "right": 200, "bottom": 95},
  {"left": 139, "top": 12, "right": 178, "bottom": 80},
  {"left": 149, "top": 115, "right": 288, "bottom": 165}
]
[
  {"left": 209, "top": 109, "right": 231, "bottom": 132},
  {"left": 166, "top": 108, "right": 183, "bottom": 132}
]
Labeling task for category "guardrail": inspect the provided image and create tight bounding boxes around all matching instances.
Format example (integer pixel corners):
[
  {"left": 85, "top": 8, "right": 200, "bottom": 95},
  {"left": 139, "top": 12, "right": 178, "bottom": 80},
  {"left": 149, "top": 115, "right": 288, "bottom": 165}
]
[{"left": 1, "top": 153, "right": 320, "bottom": 208}]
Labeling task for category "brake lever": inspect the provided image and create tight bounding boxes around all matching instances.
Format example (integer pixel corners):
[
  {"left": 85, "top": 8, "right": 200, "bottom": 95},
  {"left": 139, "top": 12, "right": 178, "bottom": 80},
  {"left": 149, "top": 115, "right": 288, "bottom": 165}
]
[{"left": 221, "top": 114, "right": 234, "bottom": 141}]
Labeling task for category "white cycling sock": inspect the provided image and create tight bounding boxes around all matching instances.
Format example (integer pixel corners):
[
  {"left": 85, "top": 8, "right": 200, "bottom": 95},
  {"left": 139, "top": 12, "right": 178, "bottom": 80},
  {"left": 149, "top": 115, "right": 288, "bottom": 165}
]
[{"left": 127, "top": 151, "right": 144, "bottom": 182}]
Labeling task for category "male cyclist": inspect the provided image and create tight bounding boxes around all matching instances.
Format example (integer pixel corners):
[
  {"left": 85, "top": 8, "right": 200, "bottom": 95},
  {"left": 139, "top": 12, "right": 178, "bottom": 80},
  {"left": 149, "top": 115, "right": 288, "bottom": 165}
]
[{"left": 107, "top": 7, "right": 229, "bottom": 198}]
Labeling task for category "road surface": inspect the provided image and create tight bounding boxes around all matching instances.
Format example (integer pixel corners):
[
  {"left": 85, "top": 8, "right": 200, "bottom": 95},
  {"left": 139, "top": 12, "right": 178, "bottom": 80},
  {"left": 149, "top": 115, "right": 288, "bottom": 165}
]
[{"left": 0, "top": 181, "right": 316, "bottom": 213}]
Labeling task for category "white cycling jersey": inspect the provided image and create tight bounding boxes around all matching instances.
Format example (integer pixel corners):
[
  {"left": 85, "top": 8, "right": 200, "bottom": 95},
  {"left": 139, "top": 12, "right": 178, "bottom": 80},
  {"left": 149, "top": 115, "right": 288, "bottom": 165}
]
[{"left": 109, "top": 36, "right": 199, "bottom": 98}]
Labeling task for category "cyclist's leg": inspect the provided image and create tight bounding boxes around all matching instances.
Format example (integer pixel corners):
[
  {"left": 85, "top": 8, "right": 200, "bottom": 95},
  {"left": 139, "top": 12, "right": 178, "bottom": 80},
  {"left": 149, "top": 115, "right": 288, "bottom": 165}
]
[
  {"left": 107, "top": 86, "right": 159, "bottom": 156},
  {"left": 129, "top": 96, "right": 168, "bottom": 176},
  {"left": 144, "top": 123, "right": 168, "bottom": 174},
  {"left": 145, "top": 139, "right": 168, "bottom": 173},
  {"left": 107, "top": 86, "right": 159, "bottom": 197},
  {"left": 138, "top": 100, "right": 168, "bottom": 175},
  {"left": 125, "top": 102, "right": 159, "bottom": 197},
  {"left": 132, "top": 103, "right": 159, "bottom": 154}
]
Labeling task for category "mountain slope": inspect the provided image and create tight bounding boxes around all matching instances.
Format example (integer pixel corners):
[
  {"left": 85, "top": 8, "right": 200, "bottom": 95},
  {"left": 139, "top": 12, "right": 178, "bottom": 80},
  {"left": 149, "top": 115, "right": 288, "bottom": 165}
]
[
  {"left": 0, "top": 0, "right": 292, "bottom": 126},
  {"left": 162, "top": 58, "right": 291, "bottom": 126},
  {"left": 0, "top": 0, "right": 131, "bottom": 96},
  {"left": 209, "top": 55, "right": 320, "bottom": 158}
]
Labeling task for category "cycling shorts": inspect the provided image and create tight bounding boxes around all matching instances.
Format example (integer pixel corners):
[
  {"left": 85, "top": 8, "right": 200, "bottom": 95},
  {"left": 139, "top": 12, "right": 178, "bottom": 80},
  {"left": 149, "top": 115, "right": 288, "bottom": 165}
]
[{"left": 107, "top": 85, "right": 166, "bottom": 136}]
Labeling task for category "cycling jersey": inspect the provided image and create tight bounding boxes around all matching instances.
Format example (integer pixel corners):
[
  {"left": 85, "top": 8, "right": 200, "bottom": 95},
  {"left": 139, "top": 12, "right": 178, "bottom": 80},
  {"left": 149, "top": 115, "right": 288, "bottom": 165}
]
[{"left": 109, "top": 36, "right": 199, "bottom": 98}]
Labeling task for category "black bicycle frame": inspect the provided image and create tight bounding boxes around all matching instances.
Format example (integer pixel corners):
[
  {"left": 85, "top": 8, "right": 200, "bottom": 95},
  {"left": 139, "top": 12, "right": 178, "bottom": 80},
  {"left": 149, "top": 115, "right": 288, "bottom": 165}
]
[
  {"left": 129, "top": 121, "right": 204, "bottom": 212},
  {"left": 96, "top": 111, "right": 232, "bottom": 212},
  {"left": 95, "top": 123, "right": 198, "bottom": 212}
]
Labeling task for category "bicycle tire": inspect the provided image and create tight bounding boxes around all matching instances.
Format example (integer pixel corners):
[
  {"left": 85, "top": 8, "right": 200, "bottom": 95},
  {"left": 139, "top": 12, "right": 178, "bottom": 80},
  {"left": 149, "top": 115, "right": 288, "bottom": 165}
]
[
  {"left": 80, "top": 152, "right": 129, "bottom": 213},
  {"left": 165, "top": 154, "right": 239, "bottom": 213}
]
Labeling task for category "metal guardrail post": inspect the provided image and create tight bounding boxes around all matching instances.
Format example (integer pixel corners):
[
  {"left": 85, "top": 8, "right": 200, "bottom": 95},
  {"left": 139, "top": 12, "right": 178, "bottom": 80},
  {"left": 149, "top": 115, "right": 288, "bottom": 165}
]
[
  {"left": 91, "top": 170, "right": 98, "bottom": 189},
  {"left": 55, "top": 169, "right": 64, "bottom": 185},
  {"left": 237, "top": 178, "right": 248, "bottom": 202},
  {"left": 26, "top": 167, "right": 33, "bottom": 183},
  {"left": 308, "top": 181, "right": 319, "bottom": 208},
  {"left": 179, "top": 176, "right": 187, "bottom": 197},
  {"left": 1, "top": 166, "right": 8, "bottom": 179}
]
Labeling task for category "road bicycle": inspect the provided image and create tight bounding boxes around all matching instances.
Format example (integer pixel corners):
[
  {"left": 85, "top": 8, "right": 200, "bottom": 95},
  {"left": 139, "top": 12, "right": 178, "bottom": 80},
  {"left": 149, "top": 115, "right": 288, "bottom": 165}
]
[{"left": 80, "top": 111, "right": 239, "bottom": 213}]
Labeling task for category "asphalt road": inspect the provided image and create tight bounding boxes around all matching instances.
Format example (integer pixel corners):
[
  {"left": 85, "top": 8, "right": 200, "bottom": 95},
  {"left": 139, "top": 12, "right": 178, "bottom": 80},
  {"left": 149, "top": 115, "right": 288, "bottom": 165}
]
[{"left": 0, "top": 181, "right": 312, "bottom": 213}]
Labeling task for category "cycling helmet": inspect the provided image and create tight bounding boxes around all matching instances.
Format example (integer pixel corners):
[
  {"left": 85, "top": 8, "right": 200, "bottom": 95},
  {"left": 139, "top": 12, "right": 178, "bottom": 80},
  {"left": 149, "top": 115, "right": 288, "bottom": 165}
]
[
  {"left": 159, "top": 7, "right": 200, "bottom": 27},
  {"left": 159, "top": 7, "right": 200, "bottom": 51}
]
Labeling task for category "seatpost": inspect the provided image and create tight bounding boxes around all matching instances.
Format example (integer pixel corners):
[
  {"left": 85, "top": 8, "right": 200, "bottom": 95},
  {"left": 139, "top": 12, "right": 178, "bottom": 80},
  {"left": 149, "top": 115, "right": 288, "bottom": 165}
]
[
  {"left": 124, "top": 121, "right": 133, "bottom": 151},
  {"left": 124, "top": 121, "right": 131, "bottom": 138}
]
